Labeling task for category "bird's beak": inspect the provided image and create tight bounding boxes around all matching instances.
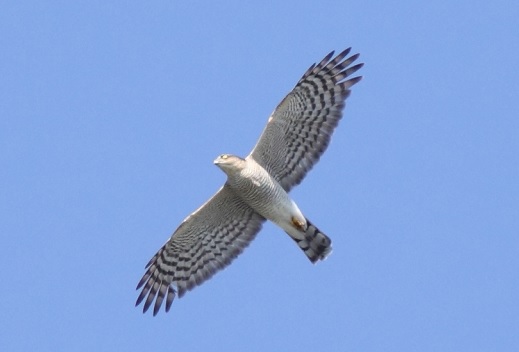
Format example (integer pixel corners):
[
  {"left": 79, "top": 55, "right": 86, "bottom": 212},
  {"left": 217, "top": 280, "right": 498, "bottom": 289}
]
[{"left": 213, "top": 157, "right": 220, "bottom": 165}]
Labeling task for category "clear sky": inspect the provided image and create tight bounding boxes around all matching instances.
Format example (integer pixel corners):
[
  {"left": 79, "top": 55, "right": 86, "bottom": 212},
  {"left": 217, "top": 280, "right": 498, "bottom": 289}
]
[{"left": 1, "top": 1, "right": 518, "bottom": 351}]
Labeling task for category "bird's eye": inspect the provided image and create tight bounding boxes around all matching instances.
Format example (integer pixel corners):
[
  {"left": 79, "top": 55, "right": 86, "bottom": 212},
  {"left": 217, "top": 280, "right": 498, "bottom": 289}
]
[{"left": 221, "top": 154, "right": 228, "bottom": 159}]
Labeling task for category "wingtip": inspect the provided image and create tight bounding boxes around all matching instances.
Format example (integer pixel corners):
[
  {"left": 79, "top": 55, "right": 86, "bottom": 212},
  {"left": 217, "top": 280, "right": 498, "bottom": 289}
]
[
  {"left": 338, "top": 47, "right": 352, "bottom": 57},
  {"left": 323, "top": 50, "right": 335, "bottom": 62}
]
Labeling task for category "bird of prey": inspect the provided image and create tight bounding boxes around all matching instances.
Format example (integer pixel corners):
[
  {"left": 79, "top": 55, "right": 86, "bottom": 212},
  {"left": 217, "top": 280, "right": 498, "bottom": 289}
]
[{"left": 136, "top": 48, "right": 363, "bottom": 315}]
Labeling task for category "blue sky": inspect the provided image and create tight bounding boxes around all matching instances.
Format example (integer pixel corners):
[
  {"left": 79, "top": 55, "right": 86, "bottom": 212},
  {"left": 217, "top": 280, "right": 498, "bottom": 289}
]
[{"left": 1, "top": 1, "right": 518, "bottom": 351}]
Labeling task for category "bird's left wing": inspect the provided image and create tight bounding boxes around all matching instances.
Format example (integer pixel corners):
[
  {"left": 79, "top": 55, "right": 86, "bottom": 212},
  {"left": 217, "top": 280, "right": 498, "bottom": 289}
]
[{"left": 248, "top": 48, "right": 363, "bottom": 191}]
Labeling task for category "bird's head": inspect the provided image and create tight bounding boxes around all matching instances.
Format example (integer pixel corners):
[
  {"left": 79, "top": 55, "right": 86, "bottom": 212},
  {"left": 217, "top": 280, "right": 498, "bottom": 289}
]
[{"left": 213, "top": 154, "right": 245, "bottom": 175}]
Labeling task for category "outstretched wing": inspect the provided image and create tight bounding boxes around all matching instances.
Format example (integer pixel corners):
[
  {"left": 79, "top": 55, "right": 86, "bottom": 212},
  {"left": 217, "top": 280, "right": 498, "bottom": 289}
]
[
  {"left": 136, "top": 185, "right": 265, "bottom": 315},
  {"left": 248, "top": 48, "right": 363, "bottom": 191}
]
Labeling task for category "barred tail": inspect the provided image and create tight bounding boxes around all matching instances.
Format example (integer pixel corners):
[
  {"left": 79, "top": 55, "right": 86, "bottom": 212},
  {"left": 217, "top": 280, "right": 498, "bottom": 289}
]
[{"left": 288, "top": 219, "right": 332, "bottom": 263}]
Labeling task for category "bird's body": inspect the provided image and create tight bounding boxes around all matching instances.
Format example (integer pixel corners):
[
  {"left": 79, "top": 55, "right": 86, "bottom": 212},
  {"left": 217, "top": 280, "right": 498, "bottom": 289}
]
[
  {"left": 136, "top": 48, "right": 363, "bottom": 315},
  {"left": 215, "top": 154, "right": 331, "bottom": 262},
  {"left": 215, "top": 154, "right": 302, "bottom": 231}
]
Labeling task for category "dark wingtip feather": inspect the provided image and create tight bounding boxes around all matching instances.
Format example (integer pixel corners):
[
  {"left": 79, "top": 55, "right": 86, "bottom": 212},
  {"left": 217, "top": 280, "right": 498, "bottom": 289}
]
[
  {"left": 346, "top": 62, "right": 364, "bottom": 76},
  {"left": 321, "top": 50, "right": 335, "bottom": 65},
  {"left": 135, "top": 287, "right": 148, "bottom": 307},
  {"left": 136, "top": 272, "right": 149, "bottom": 290},
  {"left": 346, "top": 75, "right": 363, "bottom": 87},
  {"left": 165, "top": 286, "right": 175, "bottom": 312},
  {"left": 346, "top": 52, "right": 360, "bottom": 63},
  {"left": 143, "top": 291, "right": 155, "bottom": 314},
  {"left": 337, "top": 47, "right": 352, "bottom": 59}
]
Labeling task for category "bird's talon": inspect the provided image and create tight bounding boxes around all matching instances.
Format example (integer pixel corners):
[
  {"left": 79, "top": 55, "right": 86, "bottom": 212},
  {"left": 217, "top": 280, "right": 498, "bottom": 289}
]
[{"left": 292, "top": 217, "right": 306, "bottom": 230}]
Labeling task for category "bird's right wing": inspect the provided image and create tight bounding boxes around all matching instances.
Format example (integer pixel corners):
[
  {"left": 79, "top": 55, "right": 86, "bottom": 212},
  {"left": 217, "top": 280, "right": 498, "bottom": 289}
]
[{"left": 136, "top": 184, "right": 265, "bottom": 315}]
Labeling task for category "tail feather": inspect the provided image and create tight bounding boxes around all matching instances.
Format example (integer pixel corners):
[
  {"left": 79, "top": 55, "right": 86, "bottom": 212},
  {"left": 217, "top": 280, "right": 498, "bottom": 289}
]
[{"left": 289, "top": 219, "right": 332, "bottom": 263}]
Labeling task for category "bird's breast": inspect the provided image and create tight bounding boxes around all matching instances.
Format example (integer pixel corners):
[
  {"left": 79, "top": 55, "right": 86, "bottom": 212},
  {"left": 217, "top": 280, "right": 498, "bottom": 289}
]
[{"left": 227, "top": 164, "right": 292, "bottom": 221}]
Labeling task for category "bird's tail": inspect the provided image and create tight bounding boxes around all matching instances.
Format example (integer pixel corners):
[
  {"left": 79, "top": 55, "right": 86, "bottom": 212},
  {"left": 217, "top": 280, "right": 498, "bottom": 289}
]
[{"left": 287, "top": 219, "right": 332, "bottom": 263}]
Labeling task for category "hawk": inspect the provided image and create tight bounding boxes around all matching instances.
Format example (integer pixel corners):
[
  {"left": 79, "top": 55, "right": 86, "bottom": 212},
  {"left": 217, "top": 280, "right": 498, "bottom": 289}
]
[{"left": 136, "top": 48, "right": 363, "bottom": 315}]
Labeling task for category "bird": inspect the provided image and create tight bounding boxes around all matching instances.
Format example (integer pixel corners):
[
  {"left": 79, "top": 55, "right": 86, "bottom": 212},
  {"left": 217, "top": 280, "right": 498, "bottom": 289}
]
[{"left": 136, "top": 48, "right": 363, "bottom": 315}]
